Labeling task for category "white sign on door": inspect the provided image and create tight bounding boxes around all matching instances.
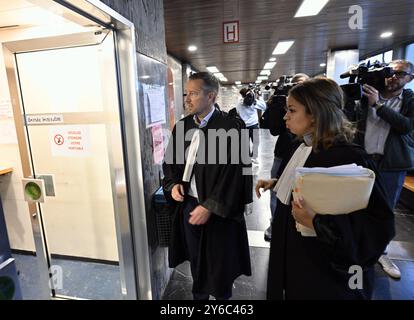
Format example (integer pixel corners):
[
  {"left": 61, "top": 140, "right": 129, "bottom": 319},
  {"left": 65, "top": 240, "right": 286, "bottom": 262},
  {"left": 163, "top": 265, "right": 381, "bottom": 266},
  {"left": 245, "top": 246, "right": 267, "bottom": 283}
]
[
  {"left": 50, "top": 125, "right": 90, "bottom": 157},
  {"left": 26, "top": 114, "right": 64, "bottom": 125}
]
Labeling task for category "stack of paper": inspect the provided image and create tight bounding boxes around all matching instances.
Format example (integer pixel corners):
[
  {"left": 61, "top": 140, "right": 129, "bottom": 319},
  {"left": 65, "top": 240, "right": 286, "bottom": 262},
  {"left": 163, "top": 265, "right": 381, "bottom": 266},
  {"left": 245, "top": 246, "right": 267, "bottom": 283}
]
[{"left": 292, "top": 164, "right": 375, "bottom": 237}]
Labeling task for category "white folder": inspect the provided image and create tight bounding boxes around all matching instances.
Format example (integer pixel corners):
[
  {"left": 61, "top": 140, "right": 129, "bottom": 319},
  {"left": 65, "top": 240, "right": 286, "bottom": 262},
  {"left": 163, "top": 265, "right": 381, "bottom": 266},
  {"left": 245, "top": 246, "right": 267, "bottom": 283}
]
[{"left": 292, "top": 164, "right": 375, "bottom": 236}]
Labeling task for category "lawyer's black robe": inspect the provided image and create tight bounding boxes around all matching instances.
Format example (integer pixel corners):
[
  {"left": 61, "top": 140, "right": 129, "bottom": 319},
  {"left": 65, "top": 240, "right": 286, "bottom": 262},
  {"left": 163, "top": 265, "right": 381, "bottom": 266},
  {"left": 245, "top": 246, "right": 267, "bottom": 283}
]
[
  {"left": 162, "top": 109, "right": 252, "bottom": 297},
  {"left": 267, "top": 142, "right": 395, "bottom": 300}
]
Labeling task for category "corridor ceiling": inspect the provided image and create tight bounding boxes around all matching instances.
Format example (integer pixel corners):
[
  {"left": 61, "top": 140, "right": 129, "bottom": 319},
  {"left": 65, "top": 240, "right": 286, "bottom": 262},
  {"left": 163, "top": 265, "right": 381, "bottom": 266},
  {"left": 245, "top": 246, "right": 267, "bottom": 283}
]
[{"left": 164, "top": 0, "right": 414, "bottom": 84}]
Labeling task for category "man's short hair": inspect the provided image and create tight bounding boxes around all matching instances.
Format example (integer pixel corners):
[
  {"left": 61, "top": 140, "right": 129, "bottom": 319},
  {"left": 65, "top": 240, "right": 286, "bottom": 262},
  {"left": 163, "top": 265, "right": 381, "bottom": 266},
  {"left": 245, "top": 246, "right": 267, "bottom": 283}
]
[
  {"left": 390, "top": 59, "right": 414, "bottom": 75},
  {"left": 292, "top": 73, "right": 310, "bottom": 83},
  {"left": 189, "top": 72, "right": 220, "bottom": 93}
]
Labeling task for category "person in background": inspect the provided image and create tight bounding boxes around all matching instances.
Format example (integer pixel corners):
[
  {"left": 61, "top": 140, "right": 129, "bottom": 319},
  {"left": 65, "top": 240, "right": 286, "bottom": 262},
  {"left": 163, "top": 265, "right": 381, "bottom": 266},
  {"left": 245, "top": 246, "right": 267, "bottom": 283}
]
[
  {"left": 347, "top": 59, "right": 414, "bottom": 279},
  {"left": 258, "top": 73, "right": 309, "bottom": 241},
  {"left": 235, "top": 87, "right": 266, "bottom": 164}
]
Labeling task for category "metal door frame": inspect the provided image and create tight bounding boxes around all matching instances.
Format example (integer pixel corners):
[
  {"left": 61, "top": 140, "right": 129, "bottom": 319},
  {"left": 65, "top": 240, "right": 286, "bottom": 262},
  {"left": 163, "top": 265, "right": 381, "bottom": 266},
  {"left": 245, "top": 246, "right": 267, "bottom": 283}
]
[{"left": 2, "top": 0, "right": 152, "bottom": 300}]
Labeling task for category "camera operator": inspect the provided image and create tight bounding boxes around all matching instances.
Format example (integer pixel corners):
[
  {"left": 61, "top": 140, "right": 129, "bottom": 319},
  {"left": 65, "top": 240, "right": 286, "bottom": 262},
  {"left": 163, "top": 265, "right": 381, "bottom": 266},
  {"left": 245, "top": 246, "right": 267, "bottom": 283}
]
[
  {"left": 349, "top": 59, "right": 414, "bottom": 279},
  {"left": 257, "top": 73, "right": 309, "bottom": 241},
  {"left": 235, "top": 87, "right": 266, "bottom": 164}
]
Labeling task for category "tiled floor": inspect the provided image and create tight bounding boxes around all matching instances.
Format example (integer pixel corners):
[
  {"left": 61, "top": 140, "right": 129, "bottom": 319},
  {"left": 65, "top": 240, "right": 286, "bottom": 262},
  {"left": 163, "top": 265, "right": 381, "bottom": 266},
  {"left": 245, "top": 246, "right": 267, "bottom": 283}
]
[
  {"left": 162, "top": 129, "right": 414, "bottom": 300},
  {"left": 13, "top": 254, "right": 122, "bottom": 300}
]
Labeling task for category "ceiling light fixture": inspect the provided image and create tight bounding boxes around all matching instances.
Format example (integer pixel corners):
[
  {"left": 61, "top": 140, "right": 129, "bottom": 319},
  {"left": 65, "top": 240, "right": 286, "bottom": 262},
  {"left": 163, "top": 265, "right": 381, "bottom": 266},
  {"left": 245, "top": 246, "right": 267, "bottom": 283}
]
[
  {"left": 206, "top": 66, "right": 219, "bottom": 73},
  {"left": 260, "top": 70, "right": 271, "bottom": 76},
  {"left": 294, "top": 0, "right": 329, "bottom": 17},
  {"left": 380, "top": 31, "right": 393, "bottom": 38},
  {"left": 263, "top": 62, "right": 277, "bottom": 70},
  {"left": 235, "top": 81, "right": 242, "bottom": 85},
  {"left": 320, "top": 63, "right": 326, "bottom": 67},
  {"left": 188, "top": 45, "right": 197, "bottom": 52},
  {"left": 272, "top": 40, "right": 295, "bottom": 55},
  {"left": 269, "top": 57, "right": 277, "bottom": 62}
]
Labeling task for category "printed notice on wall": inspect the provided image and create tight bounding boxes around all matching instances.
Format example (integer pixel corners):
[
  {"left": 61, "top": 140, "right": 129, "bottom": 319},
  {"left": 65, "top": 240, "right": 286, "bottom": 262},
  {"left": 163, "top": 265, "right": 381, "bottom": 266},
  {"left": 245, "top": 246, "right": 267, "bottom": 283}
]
[
  {"left": 143, "top": 84, "right": 166, "bottom": 128},
  {"left": 0, "top": 98, "right": 18, "bottom": 144},
  {"left": 50, "top": 125, "right": 90, "bottom": 157},
  {"left": 151, "top": 124, "right": 164, "bottom": 165}
]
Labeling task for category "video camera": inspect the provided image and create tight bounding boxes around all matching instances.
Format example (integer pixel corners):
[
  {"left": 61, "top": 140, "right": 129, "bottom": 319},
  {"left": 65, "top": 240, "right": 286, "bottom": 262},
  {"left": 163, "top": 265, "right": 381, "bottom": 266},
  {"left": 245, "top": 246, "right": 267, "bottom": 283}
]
[
  {"left": 340, "top": 61, "right": 394, "bottom": 101},
  {"left": 266, "top": 75, "right": 295, "bottom": 96}
]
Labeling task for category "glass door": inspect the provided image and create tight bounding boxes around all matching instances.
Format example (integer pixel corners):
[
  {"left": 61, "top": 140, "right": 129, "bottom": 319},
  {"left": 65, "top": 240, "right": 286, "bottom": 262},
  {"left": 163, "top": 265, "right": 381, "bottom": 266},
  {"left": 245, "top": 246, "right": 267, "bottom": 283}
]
[{"left": 14, "top": 32, "right": 131, "bottom": 299}]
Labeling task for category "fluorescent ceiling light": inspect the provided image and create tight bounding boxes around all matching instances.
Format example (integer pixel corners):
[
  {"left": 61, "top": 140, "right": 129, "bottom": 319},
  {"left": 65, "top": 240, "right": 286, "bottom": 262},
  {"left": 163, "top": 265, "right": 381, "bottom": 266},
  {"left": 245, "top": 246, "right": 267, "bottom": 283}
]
[
  {"left": 260, "top": 70, "right": 271, "bottom": 76},
  {"left": 263, "top": 62, "right": 277, "bottom": 70},
  {"left": 235, "top": 81, "right": 242, "bottom": 85},
  {"left": 257, "top": 76, "right": 268, "bottom": 81},
  {"left": 206, "top": 66, "right": 219, "bottom": 73},
  {"left": 320, "top": 63, "right": 326, "bottom": 67},
  {"left": 188, "top": 45, "right": 197, "bottom": 52},
  {"left": 294, "top": 0, "right": 329, "bottom": 17},
  {"left": 255, "top": 80, "right": 262, "bottom": 84},
  {"left": 214, "top": 72, "right": 224, "bottom": 78},
  {"left": 269, "top": 57, "right": 277, "bottom": 62},
  {"left": 380, "top": 31, "right": 393, "bottom": 38},
  {"left": 219, "top": 77, "right": 228, "bottom": 82},
  {"left": 272, "top": 40, "right": 295, "bottom": 55}
]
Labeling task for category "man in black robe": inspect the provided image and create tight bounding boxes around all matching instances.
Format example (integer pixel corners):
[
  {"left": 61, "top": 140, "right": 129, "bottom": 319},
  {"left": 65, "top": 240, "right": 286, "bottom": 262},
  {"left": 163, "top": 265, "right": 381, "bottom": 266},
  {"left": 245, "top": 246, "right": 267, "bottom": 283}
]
[{"left": 162, "top": 72, "right": 252, "bottom": 300}]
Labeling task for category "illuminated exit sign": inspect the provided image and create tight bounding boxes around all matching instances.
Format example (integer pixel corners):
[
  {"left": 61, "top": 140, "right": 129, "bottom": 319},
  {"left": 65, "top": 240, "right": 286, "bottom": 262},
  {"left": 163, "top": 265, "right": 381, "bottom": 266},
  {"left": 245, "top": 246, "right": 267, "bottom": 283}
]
[{"left": 223, "top": 21, "right": 239, "bottom": 43}]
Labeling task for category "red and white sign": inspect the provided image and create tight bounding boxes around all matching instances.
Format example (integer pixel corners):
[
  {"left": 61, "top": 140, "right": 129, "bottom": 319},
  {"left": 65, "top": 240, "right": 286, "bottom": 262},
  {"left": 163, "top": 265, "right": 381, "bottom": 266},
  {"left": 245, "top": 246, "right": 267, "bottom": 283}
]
[
  {"left": 223, "top": 21, "right": 239, "bottom": 43},
  {"left": 50, "top": 125, "right": 90, "bottom": 157},
  {"left": 54, "top": 134, "right": 64, "bottom": 145}
]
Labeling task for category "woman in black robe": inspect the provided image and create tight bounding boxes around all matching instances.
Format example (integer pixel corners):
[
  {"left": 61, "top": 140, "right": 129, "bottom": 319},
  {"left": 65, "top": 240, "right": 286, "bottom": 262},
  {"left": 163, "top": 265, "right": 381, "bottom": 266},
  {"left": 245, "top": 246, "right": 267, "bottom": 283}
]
[{"left": 256, "top": 78, "right": 395, "bottom": 300}]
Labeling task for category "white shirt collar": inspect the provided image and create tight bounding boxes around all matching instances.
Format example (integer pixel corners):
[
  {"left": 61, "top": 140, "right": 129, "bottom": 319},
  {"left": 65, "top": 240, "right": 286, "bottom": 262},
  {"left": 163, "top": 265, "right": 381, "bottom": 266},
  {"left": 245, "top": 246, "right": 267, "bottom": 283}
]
[{"left": 194, "top": 106, "right": 215, "bottom": 128}]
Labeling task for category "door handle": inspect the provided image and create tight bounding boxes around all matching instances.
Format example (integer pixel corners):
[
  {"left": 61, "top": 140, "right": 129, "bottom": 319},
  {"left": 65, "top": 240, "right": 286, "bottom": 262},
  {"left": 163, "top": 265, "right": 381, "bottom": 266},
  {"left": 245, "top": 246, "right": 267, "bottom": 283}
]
[{"left": 115, "top": 168, "right": 126, "bottom": 197}]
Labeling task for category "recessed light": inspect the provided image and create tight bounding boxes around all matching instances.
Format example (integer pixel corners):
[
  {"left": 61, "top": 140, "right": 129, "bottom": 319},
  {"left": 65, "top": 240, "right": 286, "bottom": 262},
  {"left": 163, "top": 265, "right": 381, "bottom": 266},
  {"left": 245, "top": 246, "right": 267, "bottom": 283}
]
[
  {"left": 263, "top": 62, "right": 277, "bottom": 70},
  {"left": 294, "top": 0, "right": 329, "bottom": 17},
  {"left": 260, "top": 70, "right": 271, "bottom": 76},
  {"left": 320, "top": 63, "right": 326, "bottom": 67},
  {"left": 257, "top": 76, "right": 268, "bottom": 81},
  {"left": 206, "top": 66, "right": 219, "bottom": 73},
  {"left": 235, "top": 81, "right": 242, "bottom": 85},
  {"left": 272, "top": 40, "right": 295, "bottom": 55},
  {"left": 188, "top": 45, "right": 197, "bottom": 52},
  {"left": 269, "top": 57, "right": 277, "bottom": 62},
  {"left": 380, "top": 31, "right": 393, "bottom": 38}
]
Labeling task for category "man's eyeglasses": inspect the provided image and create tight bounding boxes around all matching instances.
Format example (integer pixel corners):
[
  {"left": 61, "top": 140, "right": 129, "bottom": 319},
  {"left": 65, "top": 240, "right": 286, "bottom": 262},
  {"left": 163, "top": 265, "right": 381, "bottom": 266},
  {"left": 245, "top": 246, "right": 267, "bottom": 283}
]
[{"left": 391, "top": 71, "right": 413, "bottom": 79}]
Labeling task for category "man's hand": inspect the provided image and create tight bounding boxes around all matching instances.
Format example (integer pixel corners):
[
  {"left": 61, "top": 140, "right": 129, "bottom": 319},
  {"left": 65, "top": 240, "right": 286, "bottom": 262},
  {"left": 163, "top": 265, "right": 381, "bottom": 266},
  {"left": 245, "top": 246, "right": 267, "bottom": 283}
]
[
  {"left": 171, "top": 184, "right": 185, "bottom": 202},
  {"left": 291, "top": 199, "right": 316, "bottom": 230},
  {"left": 189, "top": 205, "right": 211, "bottom": 225},
  {"left": 362, "top": 84, "right": 380, "bottom": 107},
  {"left": 255, "top": 179, "right": 278, "bottom": 198}
]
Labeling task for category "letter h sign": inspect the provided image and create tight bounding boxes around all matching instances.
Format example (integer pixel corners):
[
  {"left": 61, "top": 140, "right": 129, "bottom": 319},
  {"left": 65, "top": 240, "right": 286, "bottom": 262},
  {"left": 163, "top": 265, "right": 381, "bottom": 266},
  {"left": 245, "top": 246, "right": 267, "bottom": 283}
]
[{"left": 223, "top": 21, "right": 239, "bottom": 43}]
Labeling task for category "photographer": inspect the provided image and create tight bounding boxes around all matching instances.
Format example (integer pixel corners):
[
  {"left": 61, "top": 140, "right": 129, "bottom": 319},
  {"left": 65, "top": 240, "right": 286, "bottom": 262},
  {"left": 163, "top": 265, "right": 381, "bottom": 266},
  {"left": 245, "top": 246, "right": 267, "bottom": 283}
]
[
  {"left": 258, "top": 73, "right": 309, "bottom": 241},
  {"left": 348, "top": 59, "right": 414, "bottom": 279},
  {"left": 235, "top": 87, "right": 266, "bottom": 164}
]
